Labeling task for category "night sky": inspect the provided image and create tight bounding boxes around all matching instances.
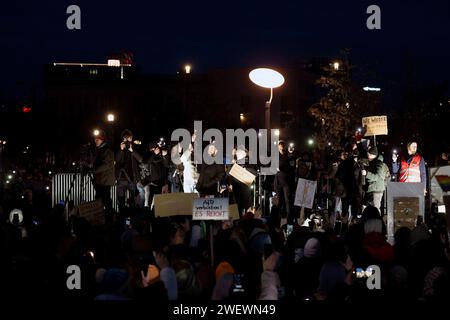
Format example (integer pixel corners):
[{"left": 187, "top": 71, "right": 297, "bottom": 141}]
[{"left": 1, "top": 0, "right": 450, "bottom": 103}]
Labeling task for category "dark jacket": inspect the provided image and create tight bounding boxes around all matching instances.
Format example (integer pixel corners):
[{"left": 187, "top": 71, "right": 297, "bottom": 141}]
[
  {"left": 141, "top": 152, "right": 170, "bottom": 186},
  {"left": 366, "top": 155, "right": 388, "bottom": 193},
  {"left": 196, "top": 163, "right": 225, "bottom": 196},
  {"left": 93, "top": 143, "right": 115, "bottom": 186},
  {"left": 336, "top": 157, "right": 363, "bottom": 198},
  {"left": 275, "top": 152, "right": 295, "bottom": 188},
  {"left": 115, "top": 148, "right": 142, "bottom": 183}
]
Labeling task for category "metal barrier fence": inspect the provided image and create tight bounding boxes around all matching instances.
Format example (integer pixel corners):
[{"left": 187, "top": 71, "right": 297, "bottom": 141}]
[{"left": 52, "top": 173, "right": 118, "bottom": 210}]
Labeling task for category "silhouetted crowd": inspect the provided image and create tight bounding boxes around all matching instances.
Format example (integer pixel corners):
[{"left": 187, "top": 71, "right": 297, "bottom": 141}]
[{"left": 0, "top": 129, "right": 449, "bottom": 302}]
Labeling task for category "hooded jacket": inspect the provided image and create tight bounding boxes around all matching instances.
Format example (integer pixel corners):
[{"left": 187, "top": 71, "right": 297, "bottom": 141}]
[{"left": 365, "top": 155, "right": 389, "bottom": 193}]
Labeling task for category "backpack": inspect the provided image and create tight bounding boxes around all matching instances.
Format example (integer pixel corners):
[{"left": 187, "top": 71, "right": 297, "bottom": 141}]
[{"left": 139, "top": 162, "right": 151, "bottom": 185}]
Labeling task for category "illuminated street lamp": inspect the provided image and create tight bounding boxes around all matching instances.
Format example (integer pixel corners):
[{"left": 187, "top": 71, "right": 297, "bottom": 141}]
[
  {"left": 308, "top": 138, "right": 314, "bottom": 146},
  {"left": 333, "top": 62, "right": 340, "bottom": 71},
  {"left": 107, "top": 113, "right": 115, "bottom": 122},
  {"left": 185, "top": 65, "right": 191, "bottom": 74},
  {"left": 249, "top": 68, "right": 285, "bottom": 135},
  {"left": 93, "top": 129, "right": 100, "bottom": 137}
]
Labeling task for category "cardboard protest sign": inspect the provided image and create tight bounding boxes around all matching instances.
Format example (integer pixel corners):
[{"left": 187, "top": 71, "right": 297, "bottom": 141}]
[
  {"left": 229, "top": 204, "right": 240, "bottom": 220},
  {"left": 294, "top": 178, "right": 317, "bottom": 209},
  {"left": 362, "top": 115, "right": 388, "bottom": 136},
  {"left": 193, "top": 198, "right": 229, "bottom": 220},
  {"left": 78, "top": 199, "right": 105, "bottom": 225},
  {"left": 154, "top": 193, "right": 198, "bottom": 217},
  {"left": 229, "top": 163, "right": 256, "bottom": 186}
]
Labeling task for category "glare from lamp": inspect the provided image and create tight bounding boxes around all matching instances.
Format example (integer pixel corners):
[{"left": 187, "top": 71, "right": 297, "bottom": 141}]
[{"left": 249, "top": 68, "right": 285, "bottom": 89}]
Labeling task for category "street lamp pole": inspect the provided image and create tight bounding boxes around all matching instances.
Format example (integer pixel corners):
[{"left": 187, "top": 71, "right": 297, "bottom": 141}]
[
  {"left": 249, "top": 68, "right": 284, "bottom": 135},
  {"left": 265, "top": 87, "right": 273, "bottom": 135},
  {"left": 249, "top": 68, "right": 284, "bottom": 216}
]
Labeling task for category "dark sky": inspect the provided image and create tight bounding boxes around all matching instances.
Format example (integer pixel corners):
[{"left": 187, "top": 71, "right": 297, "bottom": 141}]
[{"left": 1, "top": 0, "right": 450, "bottom": 102}]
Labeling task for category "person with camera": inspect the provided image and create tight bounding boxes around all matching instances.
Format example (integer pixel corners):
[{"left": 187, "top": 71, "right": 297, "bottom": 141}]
[
  {"left": 361, "top": 146, "right": 390, "bottom": 213},
  {"left": 140, "top": 141, "right": 170, "bottom": 208},
  {"left": 92, "top": 130, "right": 115, "bottom": 224},
  {"left": 115, "top": 129, "right": 142, "bottom": 215}
]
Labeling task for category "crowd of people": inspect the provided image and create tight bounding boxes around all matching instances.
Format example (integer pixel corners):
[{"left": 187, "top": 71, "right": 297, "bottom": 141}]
[{"left": 0, "top": 128, "right": 449, "bottom": 301}]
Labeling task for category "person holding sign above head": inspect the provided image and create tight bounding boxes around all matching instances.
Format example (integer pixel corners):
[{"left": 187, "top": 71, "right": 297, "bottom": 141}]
[
  {"left": 228, "top": 145, "right": 258, "bottom": 216},
  {"left": 392, "top": 142, "right": 427, "bottom": 195}
]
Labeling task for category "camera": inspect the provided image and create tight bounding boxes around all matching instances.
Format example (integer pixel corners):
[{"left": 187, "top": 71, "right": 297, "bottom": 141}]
[
  {"left": 12, "top": 213, "right": 19, "bottom": 225},
  {"left": 357, "top": 158, "right": 369, "bottom": 167},
  {"left": 123, "top": 140, "right": 132, "bottom": 149}
]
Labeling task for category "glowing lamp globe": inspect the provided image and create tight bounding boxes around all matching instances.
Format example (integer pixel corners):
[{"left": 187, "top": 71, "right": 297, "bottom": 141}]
[{"left": 249, "top": 68, "right": 285, "bottom": 89}]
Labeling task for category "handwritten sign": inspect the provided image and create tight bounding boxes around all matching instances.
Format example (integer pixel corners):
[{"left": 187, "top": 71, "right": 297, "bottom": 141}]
[
  {"left": 78, "top": 199, "right": 105, "bottom": 225},
  {"left": 154, "top": 193, "right": 198, "bottom": 217},
  {"left": 229, "top": 164, "right": 256, "bottom": 186},
  {"left": 294, "top": 178, "right": 317, "bottom": 209},
  {"left": 362, "top": 115, "right": 388, "bottom": 136},
  {"left": 193, "top": 198, "right": 229, "bottom": 220}
]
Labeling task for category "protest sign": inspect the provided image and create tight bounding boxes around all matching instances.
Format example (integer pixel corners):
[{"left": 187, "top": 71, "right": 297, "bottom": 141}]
[
  {"left": 229, "top": 163, "right": 256, "bottom": 186},
  {"left": 294, "top": 178, "right": 317, "bottom": 209},
  {"left": 154, "top": 193, "right": 198, "bottom": 217},
  {"left": 362, "top": 115, "right": 388, "bottom": 136},
  {"left": 229, "top": 204, "right": 240, "bottom": 220},
  {"left": 78, "top": 199, "right": 105, "bottom": 225},
  {"left": 193, "top": 198, "right": 229, "bottom": 220}
]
